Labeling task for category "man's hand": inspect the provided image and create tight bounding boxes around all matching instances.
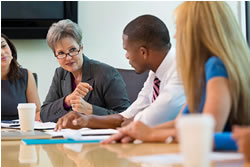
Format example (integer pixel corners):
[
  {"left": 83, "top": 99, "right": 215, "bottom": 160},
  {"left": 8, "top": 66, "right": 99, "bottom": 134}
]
[
  {"left": 121, "top": 117, "right": 134, "bottom": 127},
  {"left": 64, "top": 82, "right": 93, "bottom": 106},
  {"left": 54, "top": 111, "right": 89, "bottom": 131}
]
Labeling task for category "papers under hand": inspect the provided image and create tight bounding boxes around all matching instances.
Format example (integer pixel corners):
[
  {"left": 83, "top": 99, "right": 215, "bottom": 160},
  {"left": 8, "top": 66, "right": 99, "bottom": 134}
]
[
  {"left": 27, "top": 128, "right": 119, "bottom": 145},
  {"left": 1, "top": 120, "right": 20, "bottom": 128},
  {"left": 63, "top": 131, "right": 111, "bottom": 141},
  {"left": 34, "top": 121, "right": 56, "bottom": 130},
  {"left": 63, "top": 129, "right": 118, "bottom": 141},
  {"left": 63, "top": 131, "right": 83, "bottom": 140},
  {"left": 45, "top": 128, "right": 118, "bottom": 138},
  {"left": 1, "top": 120, "right": 56, "bottom": 130}
]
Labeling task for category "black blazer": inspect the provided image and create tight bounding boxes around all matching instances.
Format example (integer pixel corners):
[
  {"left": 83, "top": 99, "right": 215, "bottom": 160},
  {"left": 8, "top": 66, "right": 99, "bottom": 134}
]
[{"left": 40, "top": 55, "right": 130, "bottom": 122}]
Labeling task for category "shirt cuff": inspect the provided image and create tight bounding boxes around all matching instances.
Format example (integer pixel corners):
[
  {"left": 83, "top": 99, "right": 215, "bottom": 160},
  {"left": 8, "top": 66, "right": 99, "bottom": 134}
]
[{"left": 63, "top": 101, "right": 71, "bottom": 110}]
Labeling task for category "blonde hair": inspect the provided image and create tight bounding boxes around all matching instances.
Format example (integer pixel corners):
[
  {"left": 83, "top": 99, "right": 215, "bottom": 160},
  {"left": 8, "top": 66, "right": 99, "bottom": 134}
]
[{"left": 175, "top": 2, "right": 250, "bottom": 125}]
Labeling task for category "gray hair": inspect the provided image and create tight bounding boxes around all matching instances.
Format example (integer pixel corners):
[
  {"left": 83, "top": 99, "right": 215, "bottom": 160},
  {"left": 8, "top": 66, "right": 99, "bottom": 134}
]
[{"left": 46, "top": 19, "right": 82, "bottom": 51}]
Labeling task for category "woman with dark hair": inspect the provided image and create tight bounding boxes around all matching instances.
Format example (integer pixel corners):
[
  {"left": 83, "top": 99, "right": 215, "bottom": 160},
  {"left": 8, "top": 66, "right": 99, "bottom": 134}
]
[{"left": 1, "top": 33, "right": 41, "bottom": 121}]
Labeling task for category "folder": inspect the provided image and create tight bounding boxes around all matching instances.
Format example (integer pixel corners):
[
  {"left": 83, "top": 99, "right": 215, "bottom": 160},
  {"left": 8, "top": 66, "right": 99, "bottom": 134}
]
[
  {"left": 22, "top": 138, "right": 101, "bottom": 145},
  {"left": 214, "top": 132, "right": 238, "bottom": 151}
]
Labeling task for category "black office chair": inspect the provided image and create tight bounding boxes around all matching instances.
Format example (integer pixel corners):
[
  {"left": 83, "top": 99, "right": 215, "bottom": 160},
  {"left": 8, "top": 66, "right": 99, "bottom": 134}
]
[
  {"left": 32, "top": 73, "right": 38, "bottom": 87},
  {"left": 117, "top": 69, "right": 149, "bottom": 104}
]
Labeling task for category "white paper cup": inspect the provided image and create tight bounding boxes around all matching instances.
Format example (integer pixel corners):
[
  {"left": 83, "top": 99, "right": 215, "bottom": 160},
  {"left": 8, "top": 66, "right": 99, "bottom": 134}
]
[
  {"left": 177, "top": 114, "right": 215, "bottom": 167},
  {"left": 18, "top": 143, "right": 37, "bottom": 164},
  {"left": 17, "top": 103, "right": 36, "bottom": 132}
]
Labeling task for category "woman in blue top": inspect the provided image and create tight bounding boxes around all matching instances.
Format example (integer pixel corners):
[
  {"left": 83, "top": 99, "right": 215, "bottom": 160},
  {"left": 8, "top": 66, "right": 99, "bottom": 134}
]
[{"left": 103, "top": 1, "right": 250, "bottom": 143}]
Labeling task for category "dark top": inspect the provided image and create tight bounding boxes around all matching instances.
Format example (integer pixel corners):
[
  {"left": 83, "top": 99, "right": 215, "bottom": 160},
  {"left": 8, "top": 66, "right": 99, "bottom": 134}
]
[
  {"left": 1, "top": 68, "right": 28, "bottom": 120},
  {"left": 63, "top": 76, "right": 76, "bottom": 109},
  {"left": 182, "top": 56, "right": 231, "bottom": 131},
  {"left": 40, "top": 55, "right": 130, "bottom": 122}
]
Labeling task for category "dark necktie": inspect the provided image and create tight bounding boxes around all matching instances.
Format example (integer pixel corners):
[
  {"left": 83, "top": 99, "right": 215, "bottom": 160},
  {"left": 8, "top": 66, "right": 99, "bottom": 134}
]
[{"left": 152, "top": 77, "right": 161, "bottom": 102}]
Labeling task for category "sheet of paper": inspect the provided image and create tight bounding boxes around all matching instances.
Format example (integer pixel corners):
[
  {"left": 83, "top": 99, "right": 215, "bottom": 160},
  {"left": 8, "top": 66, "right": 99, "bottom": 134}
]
[
  {"left": 34, "top": 121, "right": 57, "bottom": 130},
  {"left": 1, "top": 121, "right": 56, "bottom": 130},
  {"left": 80, "top": 129, "right": 118, "bottom": 135},
  {"left": 1, "top": 122, "right": 19, "bottom": 128},
  {"left": 45, "top": 128, "right": 118, "bottom": 138},
  {"left": 128, "top": 152, "right": 244, "bottom": 165},
  {"left": 72, "top": 135, "right": 111, "bottom": 140},
  {"left": 44, "top": 128, "right": 87, "bottom": 138}
]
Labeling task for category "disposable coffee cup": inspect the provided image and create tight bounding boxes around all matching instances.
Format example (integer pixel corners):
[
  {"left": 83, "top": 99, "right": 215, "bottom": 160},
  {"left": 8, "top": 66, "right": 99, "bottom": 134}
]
[
  {"left": 18, "top": 143, "right": 37, "bottom": 164},
  {"left": 17, "top": 103, "right": 36, "bottom": 132},
  {"left": 177, "top": 114, "right": 215, "bottom": 167}
]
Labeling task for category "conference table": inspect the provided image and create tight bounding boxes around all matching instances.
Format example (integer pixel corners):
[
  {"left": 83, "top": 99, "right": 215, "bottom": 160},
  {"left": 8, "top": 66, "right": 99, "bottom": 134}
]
[{"left": 2, "top": 140, "right": 250, "bottom": 167}]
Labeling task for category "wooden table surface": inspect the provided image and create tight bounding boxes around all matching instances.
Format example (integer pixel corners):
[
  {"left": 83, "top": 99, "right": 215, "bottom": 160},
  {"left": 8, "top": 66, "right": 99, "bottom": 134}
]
[{"left": 2, "top": 140, "right": 250, "bottom": 167}]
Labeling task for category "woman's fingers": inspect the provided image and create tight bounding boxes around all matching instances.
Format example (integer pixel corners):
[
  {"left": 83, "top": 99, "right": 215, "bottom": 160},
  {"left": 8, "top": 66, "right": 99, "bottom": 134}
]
[
  {"left": 101, "top": 133, "right": 125, "bottom": 144},
  {"left": 121, "top": 136, "right": 134, "bottom": 143},
  {"left": 75, "top": 83, "right": 93, "bottom": 97}
]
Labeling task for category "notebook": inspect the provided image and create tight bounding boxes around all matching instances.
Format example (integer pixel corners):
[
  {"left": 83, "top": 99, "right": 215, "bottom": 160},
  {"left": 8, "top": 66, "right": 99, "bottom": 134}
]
[{"left": 1, "top": 130, "right": 51, "bottom": 141}]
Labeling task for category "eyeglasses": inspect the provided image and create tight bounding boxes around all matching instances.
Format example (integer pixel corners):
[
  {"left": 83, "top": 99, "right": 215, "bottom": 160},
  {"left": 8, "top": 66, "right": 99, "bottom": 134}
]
[{"left": 55, "top": 47, "right": 81, "bottom": 59}]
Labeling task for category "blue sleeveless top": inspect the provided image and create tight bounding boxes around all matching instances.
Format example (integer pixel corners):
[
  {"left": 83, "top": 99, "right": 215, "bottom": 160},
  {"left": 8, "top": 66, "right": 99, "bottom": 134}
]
[
  {"left": 1, "top": 68, "right": 28, "bottom": 120},
  {"left": 182, "top": 56, "right": 231, "bottom": 131}
]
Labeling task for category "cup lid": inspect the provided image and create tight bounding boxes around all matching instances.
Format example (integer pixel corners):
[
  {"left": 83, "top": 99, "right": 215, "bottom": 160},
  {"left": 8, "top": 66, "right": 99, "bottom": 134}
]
[
  {"left": 17, "top": 103, "right": 36, "bottom": 109},
  {"left": 177, "top": 114, "right": 215, "bottom": 128}
]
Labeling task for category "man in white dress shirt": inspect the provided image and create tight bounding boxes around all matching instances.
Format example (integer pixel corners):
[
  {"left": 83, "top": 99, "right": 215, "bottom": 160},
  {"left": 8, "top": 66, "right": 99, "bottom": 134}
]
[{"left": 55, "top": 15, "right": 185, "bottom": 130}]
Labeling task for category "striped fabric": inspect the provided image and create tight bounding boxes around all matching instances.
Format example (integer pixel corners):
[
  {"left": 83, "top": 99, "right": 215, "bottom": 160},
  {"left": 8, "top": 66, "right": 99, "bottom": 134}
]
[{"left": 152, "top": 77, "right": 161, "bottom": 102}]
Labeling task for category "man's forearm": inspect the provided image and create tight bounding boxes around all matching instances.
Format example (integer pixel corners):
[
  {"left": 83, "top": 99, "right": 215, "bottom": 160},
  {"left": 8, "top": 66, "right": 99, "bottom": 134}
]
[{"left": 86, "top": 114, "right": 124, "bottom": 129}]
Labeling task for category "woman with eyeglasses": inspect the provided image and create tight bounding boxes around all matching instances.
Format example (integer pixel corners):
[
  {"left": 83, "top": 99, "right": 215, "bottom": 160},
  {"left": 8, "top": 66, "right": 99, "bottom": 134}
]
[
  {"left": 40, "top": 19, "right": 130, "bottom": 123},
  {"left": 1, "top": 33, "right": 41, "bottom": 121}
]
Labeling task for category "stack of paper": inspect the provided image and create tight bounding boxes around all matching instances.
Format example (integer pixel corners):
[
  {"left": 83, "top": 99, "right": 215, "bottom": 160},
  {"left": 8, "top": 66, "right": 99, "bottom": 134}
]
[
  {"left": 1, "top": 120, "right": 56, "bottom": 130},
  {"left": 22, "top": 128, "right": 118, "bottom": 145},
  {"left": 1, "top": 120, "right": 20, "bottom": 128},
  {"left": 44, "top": 128, "right": 118, "bottom": 138}
]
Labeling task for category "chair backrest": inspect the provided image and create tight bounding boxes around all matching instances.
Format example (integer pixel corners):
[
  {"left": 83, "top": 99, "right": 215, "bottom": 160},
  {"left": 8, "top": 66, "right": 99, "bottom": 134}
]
[
  {"left": 32, "top": 73, "right": 38, "bottom": 87},
  {"left": 117, "top": 69, "right": 149, "bottom": 104}
]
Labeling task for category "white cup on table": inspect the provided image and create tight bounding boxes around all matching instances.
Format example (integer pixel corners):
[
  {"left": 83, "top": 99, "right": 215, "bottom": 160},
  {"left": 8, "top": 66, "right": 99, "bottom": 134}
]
[
  {"left": 177, "top": 114, "right": 215, "bottom": 167},
  {"left": 17, "top": 103, "right": 36, "bottom": 132}
]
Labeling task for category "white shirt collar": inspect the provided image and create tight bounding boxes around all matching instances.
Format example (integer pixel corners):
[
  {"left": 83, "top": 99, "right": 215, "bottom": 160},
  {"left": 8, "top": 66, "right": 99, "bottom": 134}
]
[{"left": 154, "top": 47, "right": 176, "bottom": 81}]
